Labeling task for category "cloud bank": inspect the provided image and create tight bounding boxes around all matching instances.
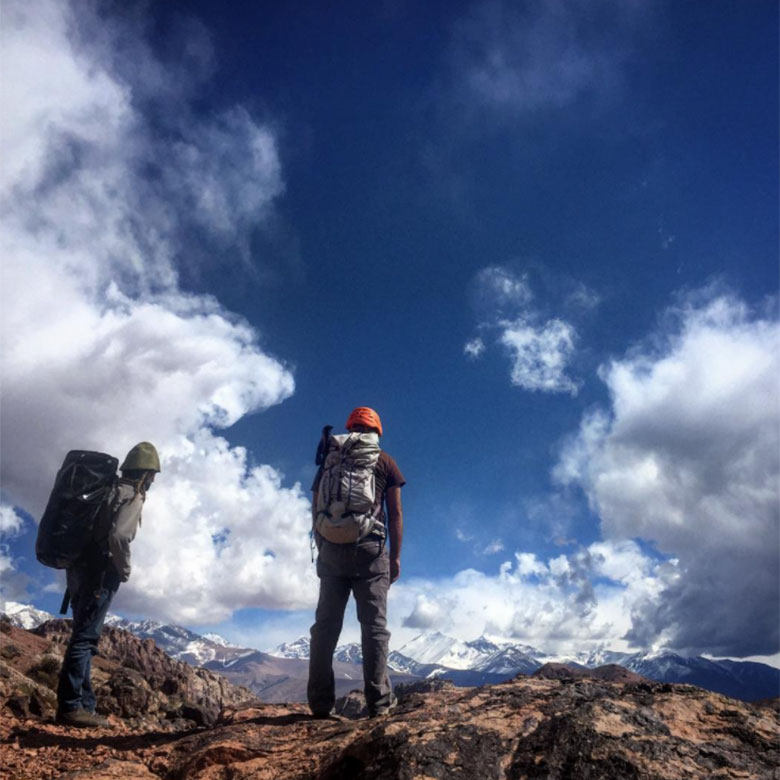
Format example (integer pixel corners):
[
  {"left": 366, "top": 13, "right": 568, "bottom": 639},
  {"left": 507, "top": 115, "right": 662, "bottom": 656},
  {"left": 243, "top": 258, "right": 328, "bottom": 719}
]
[
  {"left": 0, "top": 0, "right": 317, "bottom": 622},
  {"left": 556, "top": 292, "right": 779, "bottom": 656},
  {"left": 391, "top": 538, "right": 669, "bottom": 653}
]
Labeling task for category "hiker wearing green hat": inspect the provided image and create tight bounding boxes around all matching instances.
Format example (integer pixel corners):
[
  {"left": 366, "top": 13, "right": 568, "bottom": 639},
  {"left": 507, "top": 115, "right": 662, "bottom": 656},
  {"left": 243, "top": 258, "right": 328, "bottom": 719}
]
[{"left": 54, "top": 442, "right": 161, "bottom": 728}]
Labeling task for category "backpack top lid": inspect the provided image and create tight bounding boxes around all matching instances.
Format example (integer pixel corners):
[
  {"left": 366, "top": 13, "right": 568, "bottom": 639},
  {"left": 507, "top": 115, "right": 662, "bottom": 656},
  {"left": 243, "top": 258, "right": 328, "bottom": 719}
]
[
  {"left": 59, "top": 451, "right": 120, "bottom": 497},
  {"left": 324, "top": 432, "right": 380, "bottom": 465}
]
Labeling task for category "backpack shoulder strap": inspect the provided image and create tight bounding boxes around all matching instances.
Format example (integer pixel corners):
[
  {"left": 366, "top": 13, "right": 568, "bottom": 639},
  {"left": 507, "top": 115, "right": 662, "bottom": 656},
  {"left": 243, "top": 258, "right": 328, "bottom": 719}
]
[{"left": 92, "top": 477, "right": 120, "bottom": 546}]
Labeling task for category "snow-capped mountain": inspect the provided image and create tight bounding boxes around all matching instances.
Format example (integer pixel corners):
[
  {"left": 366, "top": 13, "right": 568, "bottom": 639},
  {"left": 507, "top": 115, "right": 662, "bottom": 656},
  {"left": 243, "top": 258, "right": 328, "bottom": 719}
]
[
  {"left": 394, "top": 632, "right": 778, "bottom": 702},
  {"left": 268, "top": 636, "right": 311, "bottom": 660},
  {"left": 1, "top": 601, "right": 55, "bottom": 630},
  {"left": 334, "top": 643, "right": 363, "bottom": 664},
  {"left": 617, "top": 650, "right": 779, "bottom": 701},
  {"left": 268, "top": 636, "right": 365, "bottom": 665},
  {"left": 396, "top": 631, "right": 470, "bottom": 668},
  {"left": 573, "top": 648, "right": 631, "bottom": 668},
  {"left": 477, "top": 644, "right": 541, "bottom": 675},
  {"left": 623, "top": 649, "right": 712, "bottom": 681},
  {"left": 396, "top": 632, "right": 542, "bottom": 673},
  {"left": 202, "top": 633, "right": 232, "bottom": 647},
  {"left": 387, "top": 650, "right": 428, "bottom": 675},
  {"left": 268, "top": 629, "right": 777, "bottom": 700},
  {"left": 104, "top": 616, "right": 253, "bottom": 667}
]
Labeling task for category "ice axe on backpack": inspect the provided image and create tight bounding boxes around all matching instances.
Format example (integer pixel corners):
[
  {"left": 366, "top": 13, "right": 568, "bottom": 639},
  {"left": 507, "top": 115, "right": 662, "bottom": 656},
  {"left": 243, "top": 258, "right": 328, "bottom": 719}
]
[
  {"left": 315, "top": 425, "right": 333, "bottom": 466},
  {"left": 311, "top": 426, "right": 333, "bottom": 561}
]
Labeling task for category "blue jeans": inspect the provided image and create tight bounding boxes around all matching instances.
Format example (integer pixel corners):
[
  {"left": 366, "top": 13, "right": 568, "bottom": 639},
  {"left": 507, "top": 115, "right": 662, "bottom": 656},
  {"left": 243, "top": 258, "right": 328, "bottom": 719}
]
[{"left": 56, "top": 565, "right": 120, "bottom": 714}]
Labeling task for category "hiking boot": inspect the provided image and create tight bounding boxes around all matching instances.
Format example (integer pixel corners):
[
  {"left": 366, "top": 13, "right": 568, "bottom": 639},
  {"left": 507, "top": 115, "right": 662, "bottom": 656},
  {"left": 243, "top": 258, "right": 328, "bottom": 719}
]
[
  {"left": 310, "top": 710, "right": 335, "bottom": 720},
  {"left": 56, "top": 709, "right": 113, "bottom": 728},
  {"left": 368, "top": 706, "right": 392, "bottom": 718},
  {"left": 369, "top": 693, "right": 397, "bottom": 718}
]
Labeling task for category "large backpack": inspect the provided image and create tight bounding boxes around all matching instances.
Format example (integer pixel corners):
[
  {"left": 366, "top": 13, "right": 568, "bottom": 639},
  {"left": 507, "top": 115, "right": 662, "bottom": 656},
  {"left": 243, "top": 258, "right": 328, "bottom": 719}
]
[
  {"left": 314, "top": 431, "right": 382, "bottom": 543},
  {"left": 35, "top": 450, "right": 118, "bottom": 569}
]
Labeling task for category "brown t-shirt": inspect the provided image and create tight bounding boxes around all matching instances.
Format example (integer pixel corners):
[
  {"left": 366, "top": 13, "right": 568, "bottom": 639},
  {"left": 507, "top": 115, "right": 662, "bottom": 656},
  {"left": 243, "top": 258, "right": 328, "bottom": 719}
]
[
  {"left": 312, "top": 451, "right": 406, "bottom": 528},
  {"left": 371, "top": 451, "right": 406, "bottom": 519}
]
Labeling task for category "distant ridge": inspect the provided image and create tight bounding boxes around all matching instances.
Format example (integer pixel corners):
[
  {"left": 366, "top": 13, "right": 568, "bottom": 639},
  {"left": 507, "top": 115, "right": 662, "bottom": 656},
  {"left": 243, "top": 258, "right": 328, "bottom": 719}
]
[{"left": 534, "top": 662, "right": 646, "bottom": 683}]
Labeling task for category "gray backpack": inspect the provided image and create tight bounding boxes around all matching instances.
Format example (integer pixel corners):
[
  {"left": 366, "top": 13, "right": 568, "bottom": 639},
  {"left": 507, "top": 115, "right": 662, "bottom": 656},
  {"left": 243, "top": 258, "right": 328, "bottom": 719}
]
[{"left": 315, "top": 432, "right": 382, "bottom": 543}]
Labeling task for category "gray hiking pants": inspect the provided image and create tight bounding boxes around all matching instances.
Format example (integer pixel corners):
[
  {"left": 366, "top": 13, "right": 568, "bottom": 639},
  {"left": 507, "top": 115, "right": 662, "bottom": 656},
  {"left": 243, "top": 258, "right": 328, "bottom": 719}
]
[{"left": 308, "top": 538, "right": 392, "bottom": 715}]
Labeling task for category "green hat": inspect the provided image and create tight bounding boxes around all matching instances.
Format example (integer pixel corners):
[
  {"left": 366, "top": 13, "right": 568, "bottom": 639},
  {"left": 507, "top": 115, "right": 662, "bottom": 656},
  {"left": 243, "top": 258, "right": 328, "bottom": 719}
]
[{"left": 121, "top": 442, "right": 161, "bottom": 473}]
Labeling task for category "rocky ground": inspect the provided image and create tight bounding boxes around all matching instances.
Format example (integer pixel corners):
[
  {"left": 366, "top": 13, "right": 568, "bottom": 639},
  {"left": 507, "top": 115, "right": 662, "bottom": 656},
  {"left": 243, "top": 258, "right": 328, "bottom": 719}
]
[
  {"left": 1, "top": 617, "right": 778, "bottom": 779},
  {"left": 2, "top": 674, "right": 778, "bottom": 778}
]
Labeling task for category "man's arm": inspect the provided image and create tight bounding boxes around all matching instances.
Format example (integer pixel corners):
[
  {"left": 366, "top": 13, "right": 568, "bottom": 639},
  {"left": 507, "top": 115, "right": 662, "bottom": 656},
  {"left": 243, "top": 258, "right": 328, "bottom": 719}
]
[{"left": 386, "top": 485, "right": 403, "bottom": 584}]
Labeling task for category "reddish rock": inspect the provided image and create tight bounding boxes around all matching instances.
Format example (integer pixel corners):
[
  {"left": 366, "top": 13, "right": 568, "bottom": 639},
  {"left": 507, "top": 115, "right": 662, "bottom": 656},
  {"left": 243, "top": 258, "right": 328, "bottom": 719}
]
[
  {"left": 534, "top": 661, "right": 646, "bottom": 683},
  {"left": 59, "top": 759, "right": 159, "bottom": 779},
  {"left": 532, "top": 661, "right": 591, "bottom": 680},
  {"left": 1, "top": 672, "right": 777, "bottom": 779}
]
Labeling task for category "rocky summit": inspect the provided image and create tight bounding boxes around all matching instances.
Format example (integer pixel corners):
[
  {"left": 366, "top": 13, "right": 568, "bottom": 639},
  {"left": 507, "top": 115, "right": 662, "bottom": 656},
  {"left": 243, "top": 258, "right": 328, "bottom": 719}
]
[{"left": 1, "top": 618, "right": 778, "bottom": 779}]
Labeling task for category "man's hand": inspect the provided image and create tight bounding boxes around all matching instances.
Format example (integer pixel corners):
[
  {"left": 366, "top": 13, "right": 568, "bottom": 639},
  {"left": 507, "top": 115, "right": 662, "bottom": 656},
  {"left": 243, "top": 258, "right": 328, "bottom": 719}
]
[{"left": 386, "top": 485, "right": 403, "bottom": 585}]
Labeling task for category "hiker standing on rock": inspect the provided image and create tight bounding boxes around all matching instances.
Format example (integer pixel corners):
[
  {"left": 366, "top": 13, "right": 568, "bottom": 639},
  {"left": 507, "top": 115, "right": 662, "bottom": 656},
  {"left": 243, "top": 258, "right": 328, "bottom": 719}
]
[
  {"left": 308, "top": 407, "right": 405, "bottom": 718},
  {"left": 53, "top": 442, "right": 161, "bottom": 728}
]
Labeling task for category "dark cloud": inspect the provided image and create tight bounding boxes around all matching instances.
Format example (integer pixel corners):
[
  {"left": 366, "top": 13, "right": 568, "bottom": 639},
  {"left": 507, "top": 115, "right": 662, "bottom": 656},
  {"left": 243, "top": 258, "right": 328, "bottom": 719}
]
[{"left": 557, "top": 293, "right": 780, "bottom": 656}]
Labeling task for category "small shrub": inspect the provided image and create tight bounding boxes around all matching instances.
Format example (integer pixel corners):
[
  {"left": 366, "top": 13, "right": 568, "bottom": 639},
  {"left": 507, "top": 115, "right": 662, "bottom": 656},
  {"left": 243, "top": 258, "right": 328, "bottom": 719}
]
[
  {"left": 27, "top": 655, "right": 62, "bottom": 690},
  {"left": 1, "top": 644, "right": 22, "bottom": 660}
]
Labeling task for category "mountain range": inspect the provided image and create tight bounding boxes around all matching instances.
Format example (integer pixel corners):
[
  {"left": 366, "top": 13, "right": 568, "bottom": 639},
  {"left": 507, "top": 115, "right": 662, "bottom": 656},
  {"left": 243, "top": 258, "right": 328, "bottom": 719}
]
[
  {"left": 3, "top": 602, "right": 777, "bottom": 702},
  {"left": 267, "top": 630, "right": 779, "bottom": 702}
]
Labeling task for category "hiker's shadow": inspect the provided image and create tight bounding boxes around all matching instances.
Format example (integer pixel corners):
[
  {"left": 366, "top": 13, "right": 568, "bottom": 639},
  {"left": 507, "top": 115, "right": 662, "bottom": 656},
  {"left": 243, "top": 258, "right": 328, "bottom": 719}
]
[
  {"left": 236, "top": 713, "right": 319, "bottom": 726},
  {"left": 10, "top": 725, "right": 202, "bottom": 751}
]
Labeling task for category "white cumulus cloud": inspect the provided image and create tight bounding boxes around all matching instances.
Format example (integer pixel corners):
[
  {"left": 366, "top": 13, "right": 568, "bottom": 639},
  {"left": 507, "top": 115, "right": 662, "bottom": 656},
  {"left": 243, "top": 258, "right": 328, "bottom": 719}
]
[
  {"left": 0, "top": 505, "right": 27, "bottom": 604},
  {"left": 464, "top": 337, "right": 486, "bottom": 359},
  {"left": 483, "top": 539, "right": 505, "bottom": 555},
  {"left": 555, "top": 292, "right": 780, "bottom": 656},
  {"left": 402, "top": 593, "right": 455, "bottom": 630},
  {"left": 390, "top": 538, "right": 669, "bottom": 653},
  {"left": 500, "top": 318, "right": 579, "bottom": 394},
  {"left": 466, "top": 265, "right": 587, "bottom": 394},
  {"left": 0, "top": 0, "right": 317, "bottom": 623},
  {"left": 0, "top": 506, "right": 24, "bottom": 538}
]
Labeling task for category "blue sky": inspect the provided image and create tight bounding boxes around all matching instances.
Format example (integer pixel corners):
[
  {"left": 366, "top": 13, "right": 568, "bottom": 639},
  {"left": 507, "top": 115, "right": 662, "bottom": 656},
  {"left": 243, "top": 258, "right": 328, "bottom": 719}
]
[{"left": 1, "top": 0, "right": 777, "bottom": 662}]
